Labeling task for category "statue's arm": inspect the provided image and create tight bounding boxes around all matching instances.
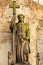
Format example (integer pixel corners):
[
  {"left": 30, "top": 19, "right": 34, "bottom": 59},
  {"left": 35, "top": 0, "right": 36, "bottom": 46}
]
[{"left": 26, "top": 24, "right": 30, "bottom": 41}]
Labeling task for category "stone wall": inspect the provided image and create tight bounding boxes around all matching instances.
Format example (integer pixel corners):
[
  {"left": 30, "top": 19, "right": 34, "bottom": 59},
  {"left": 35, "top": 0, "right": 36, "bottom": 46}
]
[
  {"left": 36, "top": 22, "right": 43, "bottom": 65},
  {"left": 0, "top": 32, "right": 11, "bottom": 65},
  {"left": 0, "top": 6, "right": 12, "bottom": 65},
  {"left": 0, "top": 0, "right": 43, "bottom": 65}
]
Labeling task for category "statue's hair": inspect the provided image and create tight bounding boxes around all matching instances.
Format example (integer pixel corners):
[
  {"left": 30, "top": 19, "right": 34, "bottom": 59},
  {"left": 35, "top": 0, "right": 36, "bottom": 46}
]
[{"left": 17, "top": 14, "right": 25, "bottom": 19}]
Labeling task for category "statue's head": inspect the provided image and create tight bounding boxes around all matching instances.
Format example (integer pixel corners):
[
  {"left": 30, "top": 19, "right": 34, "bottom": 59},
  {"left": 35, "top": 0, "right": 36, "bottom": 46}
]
[{"left": 17, "top": 14, "right": 25, "bottom": 22}]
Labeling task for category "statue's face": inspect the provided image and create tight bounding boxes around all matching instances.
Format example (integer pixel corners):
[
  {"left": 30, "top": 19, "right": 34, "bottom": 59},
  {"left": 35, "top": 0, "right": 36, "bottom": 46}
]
[{"left": 19, "top": 16, "right": 24, "bottom": 22}]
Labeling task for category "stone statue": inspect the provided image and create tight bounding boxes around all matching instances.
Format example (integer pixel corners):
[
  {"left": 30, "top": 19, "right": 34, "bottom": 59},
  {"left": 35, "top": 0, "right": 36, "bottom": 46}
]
[{"left": 15, "top": 14, "right": 30, "bottom": 64}]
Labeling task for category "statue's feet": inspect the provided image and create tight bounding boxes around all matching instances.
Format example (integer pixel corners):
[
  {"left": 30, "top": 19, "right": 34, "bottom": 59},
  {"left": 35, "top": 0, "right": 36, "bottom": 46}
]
[
  {"left": 17, "top": 59, "right": 22, "bottom": 64},
  {"left": 21, "top": 60, "right": 30, "bottom": 65}
]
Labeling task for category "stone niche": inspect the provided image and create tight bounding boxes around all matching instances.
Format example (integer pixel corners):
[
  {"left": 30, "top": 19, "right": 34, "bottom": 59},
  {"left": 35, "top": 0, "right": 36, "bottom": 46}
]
[{"left": 0, "top": 0, "right": 43, "bottom": 65}]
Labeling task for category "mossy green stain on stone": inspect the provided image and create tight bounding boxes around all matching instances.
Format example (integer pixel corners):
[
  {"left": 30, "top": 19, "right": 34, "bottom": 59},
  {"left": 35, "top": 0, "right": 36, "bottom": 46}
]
[
  {"left": 9, "top": 1, "right": 16, "bottom": 8},
  {"left": 16, "top": 22, "right": 30, "bottom": 40},
  {"left": 18, "top": 14, "right": 25, "bottom": 19}
]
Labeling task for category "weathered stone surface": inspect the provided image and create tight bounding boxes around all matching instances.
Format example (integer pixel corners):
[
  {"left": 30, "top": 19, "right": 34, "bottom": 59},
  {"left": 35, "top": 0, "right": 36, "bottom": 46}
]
[
  {"left": 0, "top": 32, "right": 11, "bottom": 65},
  {"left": 0, "top": 0, "right": 43, "bottom": 65}
]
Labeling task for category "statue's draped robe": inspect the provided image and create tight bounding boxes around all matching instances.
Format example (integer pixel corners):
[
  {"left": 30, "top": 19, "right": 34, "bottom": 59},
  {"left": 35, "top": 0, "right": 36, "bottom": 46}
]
[{"left": 15, "top": 22, "right": 30, "bottom": 63}]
